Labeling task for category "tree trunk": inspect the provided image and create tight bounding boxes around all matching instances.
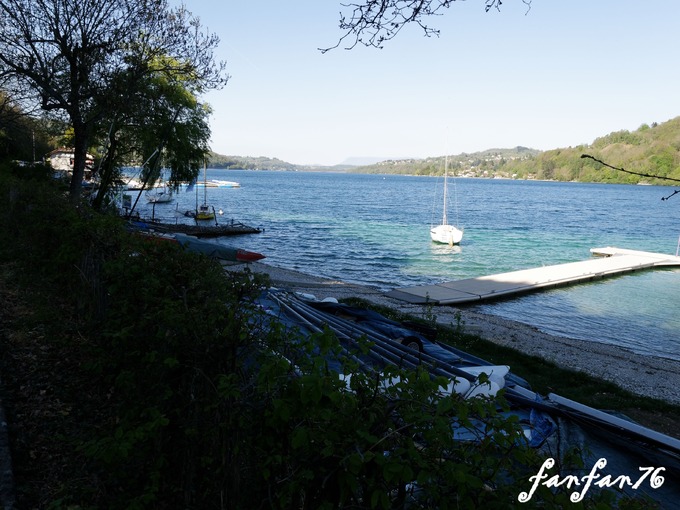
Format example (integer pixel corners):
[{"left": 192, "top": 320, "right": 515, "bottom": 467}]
[
  {"left": 91, "top": 131, "right": 119, "bottom": 211},
  {"left": 69, "top": 120, "right": 89, "bottom": 203}
]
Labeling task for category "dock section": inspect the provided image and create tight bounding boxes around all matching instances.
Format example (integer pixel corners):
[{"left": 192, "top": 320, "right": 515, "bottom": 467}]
[{"left": 386, "top": 247, "right": 680, "bottom": 305}]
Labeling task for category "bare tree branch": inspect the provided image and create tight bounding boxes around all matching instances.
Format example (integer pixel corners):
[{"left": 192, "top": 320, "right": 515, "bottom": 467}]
[{"left": 320, "top": 0, "right": 532, "bottom": 53}]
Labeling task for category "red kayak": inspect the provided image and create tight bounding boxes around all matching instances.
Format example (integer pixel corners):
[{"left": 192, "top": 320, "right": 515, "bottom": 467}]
[{"left": 234, "top": 249, "right": 266, "bottom": 262}]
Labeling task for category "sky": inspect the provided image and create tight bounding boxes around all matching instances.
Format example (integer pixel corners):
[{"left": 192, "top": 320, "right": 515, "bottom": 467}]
[{"left": 173, "top": 0, "right": 680, "bottom": 166}]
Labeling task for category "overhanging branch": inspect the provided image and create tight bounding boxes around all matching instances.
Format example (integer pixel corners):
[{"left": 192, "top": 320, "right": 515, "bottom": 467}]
[
  {"left": 581, "top": 154, "right": 680, "bottom": 200},
  {"left": 320, "top": 0, "right": 532, "bottom": 53}
]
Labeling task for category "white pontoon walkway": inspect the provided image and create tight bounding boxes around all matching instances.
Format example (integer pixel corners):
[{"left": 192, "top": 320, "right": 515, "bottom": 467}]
[{"left": 386, "top": 247, "right": 680, "bottom": 305}]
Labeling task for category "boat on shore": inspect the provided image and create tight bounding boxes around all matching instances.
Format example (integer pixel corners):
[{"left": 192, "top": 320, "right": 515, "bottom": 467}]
[
  {"left": 137, "top": 230, "right": 265, "bottom": 262},
  {"left": 171, "top": 232, "right": 264, "bottom": 262},
  {"left": 259, "top": 289, "right": 680, "bottom": 492}
]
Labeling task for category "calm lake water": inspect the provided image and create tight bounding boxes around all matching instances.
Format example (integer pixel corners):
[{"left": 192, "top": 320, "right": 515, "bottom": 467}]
[{"left": 131, "top": 170, "right": 680, "bottom": 362}]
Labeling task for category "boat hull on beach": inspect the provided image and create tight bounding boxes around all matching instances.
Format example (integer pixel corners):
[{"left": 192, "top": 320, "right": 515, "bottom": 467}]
[{"left": 137, "top": 230, "right": 265, "bottom": 262}]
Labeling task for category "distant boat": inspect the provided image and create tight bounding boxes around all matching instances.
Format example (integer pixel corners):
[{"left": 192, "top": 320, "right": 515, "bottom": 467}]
[
  {"left": 145, "top": 184, "right": 173, "bottom": 203},
  {"left": 197, "top": 179, "right": 240, "bottom": 188},
  {"left": 430, "top": 154, "right": 463, "bottom": 245},
  {"left": 212, "top": 180, "right": 240, "bottom": 188},
  {"left": 195, "top": 203, "right": 215, "bottom": 221}
]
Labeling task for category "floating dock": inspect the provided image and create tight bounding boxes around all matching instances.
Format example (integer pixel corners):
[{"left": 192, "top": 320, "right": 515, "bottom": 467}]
[
  {"left": 128, "top": 219, "right": 262, "bottom": 238},
  {"left": 386, "top": 247, "right": 680, "bottom": 305}
]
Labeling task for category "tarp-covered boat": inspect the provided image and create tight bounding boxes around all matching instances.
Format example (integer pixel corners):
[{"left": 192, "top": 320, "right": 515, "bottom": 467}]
[{"left": 254, "top": 289, "right": 680, "bottom": 506}]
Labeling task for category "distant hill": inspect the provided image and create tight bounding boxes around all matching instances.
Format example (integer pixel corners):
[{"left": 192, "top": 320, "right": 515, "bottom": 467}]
[
  {"left": 207, "top": 153, "right": 356, "bottom": 173},
  {"left": 207, "top": 154, "right": 298, "bottom": 171},
  {"left": 209, "top": 116, "right": 680, "bottom": 184},
  {"left": 348, "top": 147, "right": 540, "bottom": 177},
  {"left": 339, "top": 156, "right": 407, "bottom": 166}
]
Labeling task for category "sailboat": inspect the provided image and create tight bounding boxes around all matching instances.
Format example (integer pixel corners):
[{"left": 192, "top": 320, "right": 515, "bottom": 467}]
[
  {"left": 195, "top": 160, "right": 215, "bottom": 221},
  {"left": 145, "top": 180, "right": 173, "bottom": 203},
  {"left": 430, "top": 154, "right": 463, "bottom": 245}
]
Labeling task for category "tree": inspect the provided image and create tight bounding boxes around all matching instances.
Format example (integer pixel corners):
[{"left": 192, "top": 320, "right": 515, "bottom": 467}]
[
  {"left": 322, "top": 0, "right": 532, "bottom": 52},
  {"left": 0, "top": 0, "right": 227, "bottom": 203},
  {"left": 0, "top": 90, "right": 51, "bottom": 163},
  {"left": 90, "top": 55, "right": 214, "bottom": 210}
]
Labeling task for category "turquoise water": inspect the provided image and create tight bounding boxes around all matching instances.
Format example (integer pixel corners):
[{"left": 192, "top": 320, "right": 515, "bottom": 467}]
[{"left": 133, "top": 170, "right": 680, "bottom": 361}]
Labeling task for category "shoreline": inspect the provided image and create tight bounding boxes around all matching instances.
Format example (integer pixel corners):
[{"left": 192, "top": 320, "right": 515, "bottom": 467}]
[{"left": 224, "top": 261, "right": 680, "bottom": 406}]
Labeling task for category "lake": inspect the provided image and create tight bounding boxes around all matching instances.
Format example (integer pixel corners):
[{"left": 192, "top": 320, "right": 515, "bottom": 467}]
[{"left": 130, "top": 170, "right": 680, "bottom": 362}]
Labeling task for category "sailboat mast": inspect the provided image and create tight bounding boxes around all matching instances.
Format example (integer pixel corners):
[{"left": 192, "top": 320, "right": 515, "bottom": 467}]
[
  {"left": 442, "top": 155, "right": 448, "bottom": 225},
  {"left": 203, "top": 160, "right": 207, "bottom": 205}
]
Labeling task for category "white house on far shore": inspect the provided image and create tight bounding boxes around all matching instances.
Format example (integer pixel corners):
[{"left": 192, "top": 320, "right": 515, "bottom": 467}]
[{"left": 46, "top": 147, "right": 95, "bottom": 180}]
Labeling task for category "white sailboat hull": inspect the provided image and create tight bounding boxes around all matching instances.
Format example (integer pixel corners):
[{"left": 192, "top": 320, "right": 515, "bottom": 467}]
[
  {"left": 146, "top": 184, "right": 173, "bottom": 203},
  {"left": 430, "top": 224, "right": 463, "bottom": 245},
  {"left": 146, "top": 191, "right": 173, "bottom": 203}
]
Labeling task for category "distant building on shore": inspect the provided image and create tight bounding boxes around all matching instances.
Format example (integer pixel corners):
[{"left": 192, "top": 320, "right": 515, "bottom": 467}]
[{"left": 46, "top": 147, "right": 95, "bottom": 180}]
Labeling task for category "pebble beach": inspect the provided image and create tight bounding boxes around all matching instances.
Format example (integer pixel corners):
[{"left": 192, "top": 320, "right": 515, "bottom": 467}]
[{"left": 224, "top": 260, "right": 680, "bottom": 407}]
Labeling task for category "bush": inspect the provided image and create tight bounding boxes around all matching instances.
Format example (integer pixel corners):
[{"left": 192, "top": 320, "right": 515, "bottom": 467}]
[{"left": 0, "top": 170, "right": 656, "bottom": 509}]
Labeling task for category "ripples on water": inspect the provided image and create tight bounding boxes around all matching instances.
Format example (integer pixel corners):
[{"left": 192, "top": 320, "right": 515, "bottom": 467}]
[{"left": 132, "top": 170, "right": 680, "bottom": 361}]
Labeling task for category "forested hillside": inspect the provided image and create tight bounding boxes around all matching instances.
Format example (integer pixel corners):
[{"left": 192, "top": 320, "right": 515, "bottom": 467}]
[
  {"left": 349, "top": 147, "right": 540, "bottom": 177},
  {"left": 351, "top": 117, "right": 680, "bottom": 184},
  {"left": 207, "top": 152, "right": 353, "bottom": 172},
  {"left": 207, "top": 153, "right": 299, "bottom": 171},
  {"left": 500, "top": 117, "right": 680, "bottom": 184}
]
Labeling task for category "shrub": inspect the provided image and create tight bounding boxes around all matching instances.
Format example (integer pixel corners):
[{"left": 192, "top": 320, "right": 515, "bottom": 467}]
[{"left": 0, "top": 170, "right": 656, "bottom": 509}]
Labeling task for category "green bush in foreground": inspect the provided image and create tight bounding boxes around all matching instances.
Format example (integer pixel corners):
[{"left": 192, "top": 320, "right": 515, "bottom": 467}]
[{"left": 0, "top": 168, "right": 658, "bottom": 509}]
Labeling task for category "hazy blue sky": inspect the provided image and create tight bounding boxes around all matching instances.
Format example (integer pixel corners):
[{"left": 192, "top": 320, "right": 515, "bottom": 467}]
[{"left": 177, "top": 1, "right": 680, "bottom": 165}]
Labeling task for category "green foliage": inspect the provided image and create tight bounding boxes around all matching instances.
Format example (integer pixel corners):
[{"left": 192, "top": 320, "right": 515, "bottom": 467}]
[
  {"left": 0, "top": 172, "right": 660, "bottom": 509},
  {"left": 1, "top": 169, "right": 100, "bottom": 287},
  {"left": 91, "top": 52, "right": 215, "bottom": 209},
  {"left": 70, "top": 229, "right": 273, "bottom": 506},
  {"left": 591, "top": 129, "right": 644, "bottom": 148}
]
